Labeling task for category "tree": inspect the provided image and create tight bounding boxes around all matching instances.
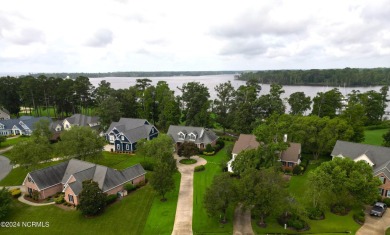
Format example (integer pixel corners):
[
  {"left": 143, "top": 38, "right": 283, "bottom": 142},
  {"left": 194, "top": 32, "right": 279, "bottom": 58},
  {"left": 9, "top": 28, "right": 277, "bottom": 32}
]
[
  {"left": 213, "top": 81, "right": 235, "bottom": 133},
  {"left": 150, "top": 159, "right": 175, "bottom": 201},
  {"left": 178, "top": 82, "right": 211, "bottom": 127},
  {"left": 177, "top": 142, "right": 199, "bottom": 159},
  {"left": 95, "top": 96, "right": 122, "bottom": 131},
  {"left": 231, "top": 149, "right": 260, "bottom": 175},
  {"left": 360, "top": 90, "right": 386, "bottom": 125},
  {"left": 239, "top": 169, "right": 288, "bottom": 226},
  {"left": 307, "top": 158, "right": 381, "bottom": 210},
  {"left": 340, "top": 90, "right": 366, "bottom": 142},
  {"left": 0, "top": 77, "right": 21, "bottom": 115},
  {"left": 204, "top": 173, "right": 236, "bottom": 223},
  {"left": 311, "top": 88, "right": 343, "bottom": 118},
  {"left": 78, "top": 180, "right": 107, "bottom": 216},
  {"left": 0, "top": 136, "right": 6, "bottom": 147},
  {"left": 155, "top": 81, "right": 180, "bottom": 132},
  {"left": 288, "top": 92, "right": 312, "bottom": 115},
  {"left": 257, "top": 83, "right": 286, "bottom": 118},
  {"left": 31, "top": 118, "right": 52, "bottom": 141},
  {"left": 0, "top": 188, "right": 12, "bottom": 220},
  {"left": 383, "top": 130, "right": 390, "bottom": 147},
  {"left": 56, "top": 126, "right": 105, "bottom": 160},
  {"left": 115, "top": 87, "right": 139, "bottom": 119}
]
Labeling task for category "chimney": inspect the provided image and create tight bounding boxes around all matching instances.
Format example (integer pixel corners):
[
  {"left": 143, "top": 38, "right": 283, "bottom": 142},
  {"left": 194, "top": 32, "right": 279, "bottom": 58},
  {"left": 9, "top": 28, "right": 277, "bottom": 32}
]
[{"left": 283, "top": 134, "right": 287, "bottom": 143}]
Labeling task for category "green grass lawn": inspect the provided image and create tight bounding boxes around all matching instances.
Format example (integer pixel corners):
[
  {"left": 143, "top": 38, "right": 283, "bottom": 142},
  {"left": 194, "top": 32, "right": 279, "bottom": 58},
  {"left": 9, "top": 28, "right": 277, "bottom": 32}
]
[
  {"left": 386, "top": 227, "right": 390, "bottom": 235},
  {"left": 364, "top": 128, "right": 388, "bottom": 146},
  {"left": 0, "top": 136, "right": 29, "bottom": 150},
  {"left": 1, "top": 185, "right": 155, "bottom": 235},
  {"left": 192, "top": 143, "right": 234, "bottom": 235},
  {"left": 143, "top": 172, "right": 181, "bottom": 235}
]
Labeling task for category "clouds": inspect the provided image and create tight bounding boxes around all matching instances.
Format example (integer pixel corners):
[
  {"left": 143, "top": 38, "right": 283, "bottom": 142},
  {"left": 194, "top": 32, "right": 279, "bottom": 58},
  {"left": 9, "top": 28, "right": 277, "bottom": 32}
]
[
  {"left": 0, "top": 0, "right": 389, "bottom": 73},
  {"left": 85, "top": 29, "right": 114, "bottom": 47}
]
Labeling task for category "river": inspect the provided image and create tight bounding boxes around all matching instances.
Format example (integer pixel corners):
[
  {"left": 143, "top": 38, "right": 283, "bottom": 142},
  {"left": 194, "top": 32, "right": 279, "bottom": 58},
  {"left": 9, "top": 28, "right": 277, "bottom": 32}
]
[{"left": 90, "top": 74, "right": 384, "bottom": 101}]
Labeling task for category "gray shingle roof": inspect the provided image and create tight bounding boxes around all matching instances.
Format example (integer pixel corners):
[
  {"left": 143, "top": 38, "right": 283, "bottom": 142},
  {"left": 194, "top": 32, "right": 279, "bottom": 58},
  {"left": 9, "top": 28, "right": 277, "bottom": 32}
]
[
  {"left": 167, "top": 125, "right": 218, "bottom": 145},
  {"left": 106, "top": 118, "right": 157, "bottom": 143},
  {"left": 27, "top": 159, "right": 146, "bottom": 195},
  {"left": 65, "top": 114, "right": 100, "bottom": 127},
  {"left": 0, "top": 116, "right": 52, "bottom": 134},
  {"left": 331, "top": 140, "right": 390, "bottom": 169}
]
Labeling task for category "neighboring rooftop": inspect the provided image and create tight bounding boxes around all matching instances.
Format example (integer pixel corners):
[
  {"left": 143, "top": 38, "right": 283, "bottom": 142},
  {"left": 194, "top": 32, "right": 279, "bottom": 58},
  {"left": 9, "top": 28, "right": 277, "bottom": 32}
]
[
  {"left": 167, "top": 125, "right": 218, "bottom": 144},
  {"left": 232, "top": 134, "right": 260, "bottom": 155},
  {"left": 280, "top": 142, "right": 301, "bottom": 163}
]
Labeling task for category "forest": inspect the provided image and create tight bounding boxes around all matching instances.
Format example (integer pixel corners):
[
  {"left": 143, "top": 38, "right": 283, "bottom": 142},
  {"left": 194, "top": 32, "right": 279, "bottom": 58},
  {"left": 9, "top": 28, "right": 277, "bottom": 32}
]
[{"left": 238, "top": 67, "right": 390, "bottom": 86}]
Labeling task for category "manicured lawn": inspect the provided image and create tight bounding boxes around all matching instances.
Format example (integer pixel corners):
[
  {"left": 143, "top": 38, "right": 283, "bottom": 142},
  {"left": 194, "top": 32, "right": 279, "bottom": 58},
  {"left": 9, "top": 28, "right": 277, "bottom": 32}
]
[
  {"left": 192, "top": 143, "right": 234, "bottom": 235},
  {"left": 0, "top": 136, "right": 29, "bottom": 150},
  {"left": 143, "top": 172, "right": 181, "bottom": 235},
  {"left": 364, "top": 128, "right": 388, "bottom": 146},
  {"left": 1, "top": 185, "right": 155, "bottom": 235},
  {"left": 386, "top": 227, "right": 390, "bottom": 235}
]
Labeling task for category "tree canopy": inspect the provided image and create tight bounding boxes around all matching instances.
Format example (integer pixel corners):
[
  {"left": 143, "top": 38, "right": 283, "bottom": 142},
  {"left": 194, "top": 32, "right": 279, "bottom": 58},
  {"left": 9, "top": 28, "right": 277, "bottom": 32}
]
[{"left": 78, "top": 180, "right": 107, "bottom": 216}]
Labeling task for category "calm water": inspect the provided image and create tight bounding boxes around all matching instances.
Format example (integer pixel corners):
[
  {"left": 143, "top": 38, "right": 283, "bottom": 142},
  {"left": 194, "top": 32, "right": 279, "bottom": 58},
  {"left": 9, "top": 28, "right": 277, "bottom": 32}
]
[{"left": 90, "top": 74, "right": 383, "bottom": 101}]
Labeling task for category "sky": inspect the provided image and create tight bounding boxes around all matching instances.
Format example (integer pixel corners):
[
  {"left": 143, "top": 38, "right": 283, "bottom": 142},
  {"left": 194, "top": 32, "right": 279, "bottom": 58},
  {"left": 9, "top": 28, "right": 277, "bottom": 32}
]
[{"left": 0, "top": 0, "right": 389, "bottom": 73}]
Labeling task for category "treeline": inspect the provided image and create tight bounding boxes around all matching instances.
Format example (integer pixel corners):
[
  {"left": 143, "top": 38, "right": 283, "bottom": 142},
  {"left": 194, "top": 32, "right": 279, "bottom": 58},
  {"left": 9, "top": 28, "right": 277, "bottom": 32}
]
[
  {"left": 0, "top": 75, "right": 388, "bottom": 137},
  {"left": 28, "top": 71, "right": 239, "bottom": 79},
  {"left": 238, "top": 67, "right": 390, "bottom": 86}
]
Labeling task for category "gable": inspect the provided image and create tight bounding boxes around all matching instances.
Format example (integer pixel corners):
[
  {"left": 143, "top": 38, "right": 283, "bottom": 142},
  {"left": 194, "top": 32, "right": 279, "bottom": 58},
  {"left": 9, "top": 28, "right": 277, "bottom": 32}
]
[{"left": 355, "top": 154, "right": 375, "bottom": 167}]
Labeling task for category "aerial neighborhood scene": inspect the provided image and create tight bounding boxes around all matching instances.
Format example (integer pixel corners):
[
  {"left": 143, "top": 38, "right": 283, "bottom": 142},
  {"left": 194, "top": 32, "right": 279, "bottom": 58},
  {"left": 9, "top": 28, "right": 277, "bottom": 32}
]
[{"left": 1, "top": 1, "right": 390, "bottom": 235}]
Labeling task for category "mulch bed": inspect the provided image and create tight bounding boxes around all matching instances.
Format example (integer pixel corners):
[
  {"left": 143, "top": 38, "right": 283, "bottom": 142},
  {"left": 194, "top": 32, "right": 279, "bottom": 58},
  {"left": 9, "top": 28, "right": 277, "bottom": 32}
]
[
  {"left": 23, "top": 195, "right": 51, "bottom": 204},
  {"left": 54, "top": 204, "right": 76, "bottom": 211}
]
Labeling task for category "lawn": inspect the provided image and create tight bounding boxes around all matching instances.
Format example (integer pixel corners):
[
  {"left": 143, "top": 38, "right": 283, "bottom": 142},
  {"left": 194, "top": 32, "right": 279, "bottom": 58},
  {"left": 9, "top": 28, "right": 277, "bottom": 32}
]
[
  {"left": 192, "top": 142, "right": 234, "bottom": 235},
  {"left": 364, "top": 128, "right": 388, "bottom": 146},
  {"left": 1, "top": 185, "right": 155, "bottom": 235},
  {"left": 143, "top": 172, "right": 181, "bottom": 235},
  {"left": 252, "top": 160, "right": 361, "bottom": 235},
  {"left": 0, "top": 136, "right": 29, "bottom": 150}
]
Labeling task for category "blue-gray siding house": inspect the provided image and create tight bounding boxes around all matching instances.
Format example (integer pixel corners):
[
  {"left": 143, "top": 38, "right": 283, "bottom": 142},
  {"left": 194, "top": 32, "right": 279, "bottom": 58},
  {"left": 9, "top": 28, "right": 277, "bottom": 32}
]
[
  {"left": 105, "top": 118, "right": 159, "bottom": 152},
  {"left": 0, "top": 116, "right": 52, "bottom": 136}
]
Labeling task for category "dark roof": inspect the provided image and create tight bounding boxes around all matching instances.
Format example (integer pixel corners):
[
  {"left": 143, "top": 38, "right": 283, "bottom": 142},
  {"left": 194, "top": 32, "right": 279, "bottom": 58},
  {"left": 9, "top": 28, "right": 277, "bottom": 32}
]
[
  {"left": 29, "top": 162, "right": 69, "bottom": 189},
  {"left": 232, "top": 134, "right": 260, "bottom": 155},
  {"left": 0, "top": 116, "right": 52, "bottom": 133},
  {"left": 331, "top": 140, "right": 390, "bottom": 170},
  {"left": 106, "top": 118, "right": 157, "bottom": 143},
  {"left": 280, "top": 143, "right": 301, "bottom": 163},
  {"left": 27, "top": 159, "right": 146, "bottom": 195},
  {"left": 167, "top": 125, "right": 218, "bottom": 145},
  {"left": 65, "top": 114, "right": 100, "bottom": 127}
]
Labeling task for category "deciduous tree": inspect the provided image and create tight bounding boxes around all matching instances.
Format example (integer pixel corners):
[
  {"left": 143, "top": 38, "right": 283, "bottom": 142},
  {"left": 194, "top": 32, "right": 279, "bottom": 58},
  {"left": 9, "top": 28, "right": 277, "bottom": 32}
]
[
  {"left": 78, "top": 180, "right": 107, "bottom": 216},
  {"left": 177, "top": 142, "right": 199, "bottom": 159},
  {"left": 213, "top": 81, "right": 235, "bottom": 133},
  {"left": 150, "top": 160, "right": 175, "bottom": 201},
  {"left": 0, "top": 188, "right": 12, "bottom": 220},
  {"left": 288, "top": 92, "right": 312, "bottom": 115}
]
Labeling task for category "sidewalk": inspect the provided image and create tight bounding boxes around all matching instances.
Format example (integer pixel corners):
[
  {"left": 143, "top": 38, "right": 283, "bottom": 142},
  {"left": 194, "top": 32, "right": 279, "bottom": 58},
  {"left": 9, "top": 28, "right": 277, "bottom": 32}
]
[{"left": 171, "top": 155, "right": 207, "bottom": 235}]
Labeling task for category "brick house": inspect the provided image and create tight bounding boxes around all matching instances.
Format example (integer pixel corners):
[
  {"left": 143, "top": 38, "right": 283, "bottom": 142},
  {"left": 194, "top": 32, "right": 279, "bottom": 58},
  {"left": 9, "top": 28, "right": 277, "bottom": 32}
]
[
  {"left": 331, "top": 140, "right": 390, "bottom": 198},
  {"left": 23, "top": 159, "right": 146, "bottom": 205},
  {"left": 167, "top": 125, "right": 218, "bottom": 151}
]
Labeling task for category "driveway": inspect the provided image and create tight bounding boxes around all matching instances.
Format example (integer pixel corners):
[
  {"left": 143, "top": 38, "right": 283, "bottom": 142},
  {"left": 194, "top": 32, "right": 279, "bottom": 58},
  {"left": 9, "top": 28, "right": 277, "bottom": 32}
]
[
  {"left": 233, "top": 204, "right": 254, "bottom": 235},
  {"left": 356, "top": 206, "right": 390, "bottom": 235},
  {"left": 171, "top": 155, "right": 207, "bottom": 235},
  {"left": 0, "top": 155, "right": 12, "bottom": 182}
]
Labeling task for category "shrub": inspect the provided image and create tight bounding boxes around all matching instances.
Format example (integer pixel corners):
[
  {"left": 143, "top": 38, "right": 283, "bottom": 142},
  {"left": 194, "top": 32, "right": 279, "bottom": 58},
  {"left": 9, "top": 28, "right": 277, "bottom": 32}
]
[
  {"left": 32, "top": 190, "right": 40, "bottom": 201},
  {"left": 106, "top": 194, "right": 118, "bottom": 205},
  {"left": 9, "top": 188, "right": 21, "bottom": 198},
  {"left": 284, "top": 168, "right": 292, "bottom": 174},
  {"left": 307, "top": 207, "right": 324, "bottom": 220},
  {"left": 138, "top": 180, "right": 147, "bottom": 187},
  {"left": 63, "top": 202, "right": 69, "bottom": 206},
  {"left": 292, "top": 165, "right": 303, "bottom": 175},
  {"left": 55, "top": 194, "right": 65, "bottom": 204},
  {"left": 194, "top": 165, "right": 205, "bottom": 172},
  {"left": 124, "top": 183, "right": 136, "bottom": 192},
  {"left": 216, "top": 139, "right": 225, "bottom": 149},
  {"left": 287, "top": 217, "right": 306, "bottom": 230},
  {"left": 205, "top": 144, "right": 213, "bottom": 152},
  {"left": 331, "top": 204, "right": 349, "bottom": 215},
  {"left": 382, "top": 197, "right": 390, "bottom": 207},
  {"left": 353, "top": 211, "right": 365, "bottom": 224},
  {"left": 203, "top": 151, "right": 215, "bottom": 156},
  {"left": 140, "top": 161, "right": 155, "bottom": 171}
]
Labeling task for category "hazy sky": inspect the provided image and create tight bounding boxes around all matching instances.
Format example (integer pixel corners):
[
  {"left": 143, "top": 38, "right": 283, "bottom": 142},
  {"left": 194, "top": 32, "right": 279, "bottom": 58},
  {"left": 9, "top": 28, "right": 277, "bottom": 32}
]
[{"left": 0, "top": 0, "right": 389, "bottom": 73}]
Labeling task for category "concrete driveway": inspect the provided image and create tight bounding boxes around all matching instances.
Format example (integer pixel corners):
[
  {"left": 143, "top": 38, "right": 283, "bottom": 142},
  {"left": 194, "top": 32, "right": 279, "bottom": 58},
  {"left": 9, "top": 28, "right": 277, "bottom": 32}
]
[
  {"left": 356, "top": 206, "right": 390, "bottom": 235},
  {"left": 233, "top": 204, "right": 254, "bottom": 235},
  {"left": 0, "top": 155, "right": 12, "bottom": 182},
  {"left": 171, "top": 155, "right": 207, "bottom": 235}
]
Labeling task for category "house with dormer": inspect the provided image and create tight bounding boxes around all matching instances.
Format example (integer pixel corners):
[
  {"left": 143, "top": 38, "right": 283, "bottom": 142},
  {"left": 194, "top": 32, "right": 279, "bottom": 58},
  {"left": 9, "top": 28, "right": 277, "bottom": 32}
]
[
  {"left": 0, "top": 116, "right": 52, "bottom": 136},
  {"left": 105, "top": 118, "right": 159, "bottom": 152},
  {"left": 331, "top": 140, "right": 390, "bottom": 198},
  {"left": 53, "top": 114, "right": 100, "bottom": 132},
  {"left": 0, "top": 108, "right": 10, "bottom": 120},
  {"left": 23, "top": 159, "right": 146, "bottom": 205},
  {"left": 167, "top": 125, "right": 218, "bottom": 151}
]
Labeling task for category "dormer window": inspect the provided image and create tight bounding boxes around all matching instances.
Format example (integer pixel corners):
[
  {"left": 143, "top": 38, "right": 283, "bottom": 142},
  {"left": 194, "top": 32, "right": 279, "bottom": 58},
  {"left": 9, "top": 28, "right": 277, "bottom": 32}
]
[
  {"left": 0, "top": 124, "right": 3, "bottom": 129},
  {"left": 178, "top": 132, "right": 185, "bottom": 140},
  {"left": 121, "top": 136, "right": 125, "bottom": 141},
  {"left": 189, "top": 133, "right": 196, "bottom": 141}
]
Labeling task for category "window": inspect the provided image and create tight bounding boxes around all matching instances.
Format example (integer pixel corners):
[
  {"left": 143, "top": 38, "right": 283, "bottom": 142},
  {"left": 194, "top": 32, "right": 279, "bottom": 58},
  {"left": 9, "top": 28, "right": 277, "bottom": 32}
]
[
  {"left": 121, "top": 136, "right": 125, "bottom": 141},
  {"left": 126, "top": 144, "right": 129, "bottom": 150},
  {"left": 288, "top": 162, "right": 294, "bottom": 167},
  {"left": 68, "top": 194, "right": 74, "bottom": 203},
  {"left": 380, "top": 176, "right": 386, "bottom": 184},
  {"left": 178, "top": 133, "right": 185, "bottom": 139},
  {"left": 27, "top": 177, "right": 34, "bottom": 183},
  {"left": 387, "top": 190, "right": 390, "bottom": 198},
  {"left": 65, "top": 124, "right": 69, "bottom": 129},
  {"left": 117, "top": 144, "right": 120, "bottom": 150},
  {"left": 189, "top": 134, "right": 196, "bottom": 141},
  {"left": 379, "top": 188, "right": 384, "bottom": 196}
]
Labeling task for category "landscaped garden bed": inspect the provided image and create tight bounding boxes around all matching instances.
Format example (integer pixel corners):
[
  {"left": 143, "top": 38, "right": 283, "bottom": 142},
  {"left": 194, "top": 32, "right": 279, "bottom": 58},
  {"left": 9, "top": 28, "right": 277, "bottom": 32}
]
[{"left": 179, "top": 158, "right": 197, "bottom": 164}]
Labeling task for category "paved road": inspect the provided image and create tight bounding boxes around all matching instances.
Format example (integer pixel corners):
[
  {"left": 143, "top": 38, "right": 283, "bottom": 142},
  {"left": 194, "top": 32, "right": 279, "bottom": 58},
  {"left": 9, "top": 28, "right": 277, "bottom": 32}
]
[
  {"left": 171, "top": 155, "right": 207, "bottom": 235},
  {"left": 0, "top": 154, "right": 12, "bottom": 182},
  {"left": 233, "top": 205, "right": 254, "bottom": 235},
  {"left": 356, "top": 206, "right": 390, "bottom": 235}
]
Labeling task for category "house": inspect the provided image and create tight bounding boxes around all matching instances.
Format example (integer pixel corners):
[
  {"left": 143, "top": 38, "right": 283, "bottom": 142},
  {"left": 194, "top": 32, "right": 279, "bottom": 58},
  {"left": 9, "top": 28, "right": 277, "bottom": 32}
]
[
  {"left": 0, "top": 116, "right": 52, "bottom": 136},
  {"left": 227, "top": 134, "right": 260, "bottom": 172},
  {"left": 0, "top": 108, "right": 10, "bottom": 120},
  {"left": 331, "top": 140, "right": 390, "bottom": 198},
  {"left": 61, "top": 114, "right": 100, "bottom": 131},
  {"left": 105, "top": 118, "right": 159, "bottom": 153},
  {"left": 23, "top": 159, "right": 146, "bottom": 205},
  {"left": 167, "top": 125, "right": 218, "bottom": 150},
  {"left": 280, "top": 142, "right": 302, "bottom": 169}
]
